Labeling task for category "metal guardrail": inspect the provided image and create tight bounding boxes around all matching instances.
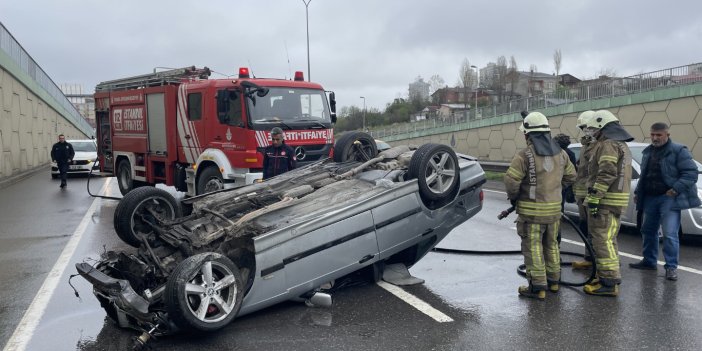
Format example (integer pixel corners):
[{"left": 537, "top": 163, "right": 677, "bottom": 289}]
[
  {"left": 370, "top": 63, "right": 702, "bottom": 139},
  {"left": 0, "top": 22, "right": 93, "bottom": 135}
]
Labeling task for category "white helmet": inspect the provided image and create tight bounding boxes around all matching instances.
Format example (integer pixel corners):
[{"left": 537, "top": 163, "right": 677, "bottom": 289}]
[
  {"left": 519, "top": 112, "right": 550, "bottom": 134},
  {"left": 576, "top": 110, "right": 595, "bottom": 130},
  {"left": 585, "top": 110, "right": 619, "bottom": 129}
]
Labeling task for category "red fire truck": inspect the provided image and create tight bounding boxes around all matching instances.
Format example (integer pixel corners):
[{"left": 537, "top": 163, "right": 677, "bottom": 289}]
[{"left": 94, "top": 66, "right": 337, "bottom": 196}]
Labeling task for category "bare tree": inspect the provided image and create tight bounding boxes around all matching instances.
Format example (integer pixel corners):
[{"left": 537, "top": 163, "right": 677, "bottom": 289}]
[
  {"left": 553, "top": 49, "right": 562, "bottom": 80},
  {"left": 428, "top": 74, "right": 445, "bottom": 96},
  {"left": 528, "top": 64, "right": 538, "bottom": 96},
  {"left": 493, "top": 56, "right": 509, "bottom": 102},
  {"left": 458, "top": 58, "right": 475, "bottom": 107},
  {"left": 508, "top": 56, "right": 519, "bottom": 98}
]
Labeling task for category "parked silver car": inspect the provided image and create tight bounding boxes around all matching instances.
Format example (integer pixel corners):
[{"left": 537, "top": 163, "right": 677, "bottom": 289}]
[
  {"left": 76, "top": 132, "right": 485, "bottom": 341},
  {"left": 564, "top": 141, "right": 702, "bottom": 239}
]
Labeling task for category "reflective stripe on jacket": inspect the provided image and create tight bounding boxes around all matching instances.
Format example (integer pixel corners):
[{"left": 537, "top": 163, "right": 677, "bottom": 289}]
[
  {"left": 586, "top": 138, "right": 632, "bottom": 214},
  {"left": 574, "top": 136, "right": 595, "bottom": 199},
  {"left": 504, "top": 140, "right": 577, "bottom": 224}
]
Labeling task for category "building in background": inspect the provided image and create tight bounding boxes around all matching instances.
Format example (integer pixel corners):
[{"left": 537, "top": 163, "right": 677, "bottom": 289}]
[{"left": 59, "top": 84, "right": 95, "bottom": 129}]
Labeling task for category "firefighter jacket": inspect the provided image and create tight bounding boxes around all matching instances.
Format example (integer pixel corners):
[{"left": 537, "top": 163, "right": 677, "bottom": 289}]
[
  {"left": 586, "top": 137, "right": 632, "bottom": 215},
  {"left": 573, "top": 136, "right": 595, "bottom": 200},
  {"left": 263, "top": 143, "right": 296, "bottom": 180},
  {"left": 504, "top": 139, "right": 577, "bottom": 224}
]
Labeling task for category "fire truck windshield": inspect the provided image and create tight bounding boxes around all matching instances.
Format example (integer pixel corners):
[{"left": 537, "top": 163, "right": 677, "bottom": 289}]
[{"left": 248, "top": 87, "right": 332, "bottom": 130}]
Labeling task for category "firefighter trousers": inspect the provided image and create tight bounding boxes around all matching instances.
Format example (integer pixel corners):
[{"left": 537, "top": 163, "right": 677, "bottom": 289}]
[
  {"left": 587, "top": 208, "right": 622, "bottom": 283},
  {"left": 576, "top": 199, "right": 592, "bottom": 259},
  {"left": 516, "top": 219, "right": 561, "bottom": 288}
]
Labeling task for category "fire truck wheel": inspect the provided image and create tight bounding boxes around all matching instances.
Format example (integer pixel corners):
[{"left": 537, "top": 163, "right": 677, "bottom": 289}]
[
  {"left": 333, "top": 132, "right": 377, "bottom": 163},
  {"left": 164, "top": 253, "right": 244, "bottom": 332},
  {"left": 406, "top": 143, "right": 459, "bottom": 209},
  {"left": 114, "top": 187, "right": 182, "bottom": 247},
  {"left": 197, "top": 167, "right": 224, "bottom": 195},
  {"left": 117, "top": 160, "right": 135, "bottom": 195}
]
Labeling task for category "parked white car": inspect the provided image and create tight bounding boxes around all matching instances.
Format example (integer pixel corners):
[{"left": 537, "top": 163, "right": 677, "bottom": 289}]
[
  {"left": 50, "top": 139, "right": 99, "bottom": 178},
  {"left": 564, "top": 142, "right": 702, "bottom": 239}
]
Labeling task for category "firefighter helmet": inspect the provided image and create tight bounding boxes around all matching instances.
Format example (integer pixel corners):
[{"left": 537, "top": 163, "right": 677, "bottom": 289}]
[
  {"left": 519, "top": 112, "right": 550, "bottom": 134},
  {"left": 585, "top": 110, "right": 619, "bottom": 129},
  {"left": 576, "top": 110, "right": 595, "bottom": 130}
]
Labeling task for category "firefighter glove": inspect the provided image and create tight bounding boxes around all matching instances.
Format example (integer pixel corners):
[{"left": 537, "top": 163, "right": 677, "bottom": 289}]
[{"left": 586, "top": 195, "right": 600, "bottom": 216}]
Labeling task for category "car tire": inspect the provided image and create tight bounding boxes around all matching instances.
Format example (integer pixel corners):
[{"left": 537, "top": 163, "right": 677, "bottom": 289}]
[
  {"left": 333, "top": 132, "right": 377, "bottom": 162},
  {"left": 197, "top": 167, "right": 224, "bottom": 195},
  {"left": 51, "top": 174, "right": 58, "bottom": 179},
  {"left": 117, "top": 160, "right": 135, "bottom": 195},
  {"left": 407, "top": 143, "right": 460, "bottom": 206},
  {"left": 114, "top": 187, "right": 182, "bottom": 247},
  {"left": 164, "top": 253, "right": 244, "bottom": 333}
]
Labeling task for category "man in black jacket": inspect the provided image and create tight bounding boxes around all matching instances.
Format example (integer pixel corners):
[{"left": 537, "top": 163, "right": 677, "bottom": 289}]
[
  {"left": 263, "top": 127, "right": 296, "bottom": 180},
  {"left": 50, "top": 134, "right": 75, "bottom": 188}
]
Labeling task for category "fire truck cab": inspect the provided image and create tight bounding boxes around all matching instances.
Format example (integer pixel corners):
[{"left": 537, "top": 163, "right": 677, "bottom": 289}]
[{"left": 94, "top": 66, "right": 336, "bottom": 196}]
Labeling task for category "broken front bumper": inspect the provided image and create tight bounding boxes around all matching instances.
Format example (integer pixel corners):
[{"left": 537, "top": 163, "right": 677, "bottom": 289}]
[{"left": 76, "top": 263, "right": 165, "bottom": 331}]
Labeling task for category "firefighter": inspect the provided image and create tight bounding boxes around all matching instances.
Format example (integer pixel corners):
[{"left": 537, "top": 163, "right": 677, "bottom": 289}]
[
  {"left": 582, "top": 110, "right": 633, "bottom": 297},
  {"left": 571, "top": 110, "right": 597, "bottom": 270},
  {"left": 504, "top": 112, "right": 577, "bottom": 299},
  {"left": 263, "top": 127, "right": 296, "bottom": 180}
]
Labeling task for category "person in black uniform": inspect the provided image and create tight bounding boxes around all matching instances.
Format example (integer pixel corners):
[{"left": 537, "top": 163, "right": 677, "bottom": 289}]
[
  {"left": 262, "top": 127, "right": 296, "bottom": 180},
  {"left": 51, "top": 134, "right": 75, "bottom": 188}
]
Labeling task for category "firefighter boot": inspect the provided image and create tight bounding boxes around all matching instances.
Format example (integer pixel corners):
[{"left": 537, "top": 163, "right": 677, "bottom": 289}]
[
  {"left": 547, "top": 279, "right": 560, "bottom": 293},
  {"left": 518, "top": 284, "right": 546, "bottom": 300},
  {"left": 583, "top": 277, "right": 619, "bottom": 297}
]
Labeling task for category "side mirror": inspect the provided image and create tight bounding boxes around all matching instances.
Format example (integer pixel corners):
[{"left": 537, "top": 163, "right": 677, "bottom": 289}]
[{"left": 328, "top": 92, "right": 337, "bottom": 113}]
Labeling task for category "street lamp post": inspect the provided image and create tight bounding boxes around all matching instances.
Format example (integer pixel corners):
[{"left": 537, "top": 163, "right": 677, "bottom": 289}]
[
  {"left": 360, "top": 96, "right": 366, "bottom": 131},
  {"left": 470, "top": 65, "right": 480, "bottom": 119},
  {"left": 302, "top": 0, "right": 312, "bottom": 82}
]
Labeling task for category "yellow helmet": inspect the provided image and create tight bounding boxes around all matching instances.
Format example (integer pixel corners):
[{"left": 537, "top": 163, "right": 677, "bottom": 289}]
[
  {"left": 576, "top": 110, "right": 595, "bottom": 130},
  {"left": 586, "top": 110, "right": 619, "bottom": 129},
  {"left": 519, "top": 112, "right": 550, "bottom": 134}
]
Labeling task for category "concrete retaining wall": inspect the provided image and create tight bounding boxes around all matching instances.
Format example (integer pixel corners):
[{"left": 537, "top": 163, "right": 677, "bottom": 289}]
[{"left": 0, "top": 67, "right": 84, "bottom": 179}]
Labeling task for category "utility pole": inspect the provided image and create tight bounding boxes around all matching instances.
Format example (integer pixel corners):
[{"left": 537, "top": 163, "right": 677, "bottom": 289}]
[
  {"left": 302, "top": 0, "right": 312, "bottom": 82},
  {"left": 360, "top": 96, "right": 366, "bottom": 131}
]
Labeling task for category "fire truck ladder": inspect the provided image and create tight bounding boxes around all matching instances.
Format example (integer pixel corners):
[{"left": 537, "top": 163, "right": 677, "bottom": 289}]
[{"left": 95, "top": 66, "right": 211, "bottom": 91}]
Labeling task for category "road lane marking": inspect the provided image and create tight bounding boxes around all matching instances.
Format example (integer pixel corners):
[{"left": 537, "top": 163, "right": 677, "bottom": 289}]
[
  {"left": 376, "top": 281, "right": 453, "bottom": 323},
  {"left": 561, "top": 238, "right": 702, "bottom": 275},
  {"left": 3, "top": 179, "right": 112, "bottom": 351}
]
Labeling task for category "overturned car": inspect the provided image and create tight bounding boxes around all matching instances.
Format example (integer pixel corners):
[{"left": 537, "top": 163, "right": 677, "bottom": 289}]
[{"left": 76, "top": 132, "right": 486, "bottom": 340}]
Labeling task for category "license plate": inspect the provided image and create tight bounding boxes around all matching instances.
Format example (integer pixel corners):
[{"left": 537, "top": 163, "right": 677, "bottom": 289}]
[{"left": 69, "top": 165, "right": 83, "bottom": 170}]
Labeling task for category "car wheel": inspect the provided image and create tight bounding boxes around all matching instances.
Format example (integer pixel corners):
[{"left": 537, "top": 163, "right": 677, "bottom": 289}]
[
  {"left": 114, "top": 187, "right": 182, "bottom": 247},
  {"left": 333, "top": 132, "right": 377, "bottom": 162},
  {"left": 197, "top": 167, "right": 224, "bottom": 195},
  {"left": 117, "top": 160, "right": 135, "bottom": 195},
  {"left": 165, "top": 253, "right": 244, "bottom": 333},
  {"left": 51, "top": 174, "right": 58, "bottom": 179},
  {"left": 407, "top": 143, "right": 460, "bottom": 204}
]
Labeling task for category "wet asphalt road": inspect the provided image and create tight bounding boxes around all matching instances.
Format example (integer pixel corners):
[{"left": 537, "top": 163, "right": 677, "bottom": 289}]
[{"left": 2, "top": 172, "right": 702, "bottom": 350}]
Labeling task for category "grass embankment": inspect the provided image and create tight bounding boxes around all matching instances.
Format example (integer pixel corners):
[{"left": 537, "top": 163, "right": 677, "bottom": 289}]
[{"left": 484, "top": 170, "right": 505, "bottom": 181}]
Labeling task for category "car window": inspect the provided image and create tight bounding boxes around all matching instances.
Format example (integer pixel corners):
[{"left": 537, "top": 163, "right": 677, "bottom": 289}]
[{"left": 72, "top": 141, "right": 96, "bottom": 152}]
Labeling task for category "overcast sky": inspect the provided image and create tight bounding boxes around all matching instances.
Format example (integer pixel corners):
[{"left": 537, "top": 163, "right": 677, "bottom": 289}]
[{"left": 2, "top": 0, "right": 701, "bottom": 111}]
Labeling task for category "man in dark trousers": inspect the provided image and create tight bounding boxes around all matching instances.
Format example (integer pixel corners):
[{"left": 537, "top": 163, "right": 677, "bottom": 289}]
[
  {"left": 263, "top": 127, "right": 296, "bottom": 180},
  {"left": 630, "top": 122, "right": 700, "bottom": 281},
  {"left": 50, "top": 134, "right": 75, "bottom": 188}
]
